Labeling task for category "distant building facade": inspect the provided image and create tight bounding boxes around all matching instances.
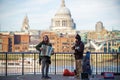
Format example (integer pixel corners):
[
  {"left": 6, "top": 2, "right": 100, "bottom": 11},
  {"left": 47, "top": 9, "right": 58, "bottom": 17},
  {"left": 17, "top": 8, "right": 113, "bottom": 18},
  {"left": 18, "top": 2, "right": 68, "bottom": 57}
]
[
  {"left": 0, "top": 32, "right": 14, "bottom": 52},
  {"left": 0, "top": 32, "right": 29, "bottom": 52},
  {"left": 39, "top": 31, "right": 75, "bottom": 52},
  {"left": 14, "top": 32, "right": 29, "bottom": 52},
  {"left": 95, "top": 21, "right": 104, "bottom": 32}
]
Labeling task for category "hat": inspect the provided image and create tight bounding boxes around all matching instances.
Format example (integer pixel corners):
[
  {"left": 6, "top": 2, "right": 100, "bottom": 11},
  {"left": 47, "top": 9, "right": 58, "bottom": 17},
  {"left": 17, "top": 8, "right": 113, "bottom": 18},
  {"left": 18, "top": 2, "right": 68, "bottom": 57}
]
[{"left": 75, "top": 34, "right": 81, "bottom": 41}]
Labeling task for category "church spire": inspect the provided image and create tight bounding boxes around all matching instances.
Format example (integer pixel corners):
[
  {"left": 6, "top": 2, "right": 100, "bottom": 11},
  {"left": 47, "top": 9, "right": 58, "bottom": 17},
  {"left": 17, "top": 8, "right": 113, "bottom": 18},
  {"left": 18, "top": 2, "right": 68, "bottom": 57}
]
[
  {"left": 21, "top": 15, "right": 30, "bottom": 33},
  {"left": 61, "top": 0, "right": 65, "bottom": 7}
]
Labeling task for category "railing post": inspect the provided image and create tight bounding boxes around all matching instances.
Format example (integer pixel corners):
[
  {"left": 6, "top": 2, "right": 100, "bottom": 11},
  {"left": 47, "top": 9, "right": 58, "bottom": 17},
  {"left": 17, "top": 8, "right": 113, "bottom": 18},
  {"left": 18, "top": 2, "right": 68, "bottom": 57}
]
[
  {"left": 71, "top": 54, "right": 74, "bottom": 72},
  {"left": 62, "top": 52, "right": 66, "bottom": 68},
  {"left": 96, "top": 53, "right": 97, "bottom": 75},
  {"left": 5, "top": 52, "right": 7, "bottom": 76},
  {"left": 55, "top": 53, "right": 56, "bottom": 75},
  {"left": 22, "top": 53, "right": 24, "bottom": 75},
  {"left": 117, "top": 52, "right": 118, "bottom": 74},
  {"left": 34, "top": 52, "right": 36, "bottom": 75}
]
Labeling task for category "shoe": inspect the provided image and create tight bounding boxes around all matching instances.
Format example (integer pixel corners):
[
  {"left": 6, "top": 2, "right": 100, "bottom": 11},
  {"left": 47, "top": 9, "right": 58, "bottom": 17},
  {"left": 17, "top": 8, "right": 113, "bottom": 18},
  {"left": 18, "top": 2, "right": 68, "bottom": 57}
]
[
  {"left": 41, "top": 76, "right": 45, "bottom": 79},
  {"left": 74, "top": 76, "right": 80, "bottom": 79},
  {"left": 45, "top": 76, "right": 51, "bottom": 79}
]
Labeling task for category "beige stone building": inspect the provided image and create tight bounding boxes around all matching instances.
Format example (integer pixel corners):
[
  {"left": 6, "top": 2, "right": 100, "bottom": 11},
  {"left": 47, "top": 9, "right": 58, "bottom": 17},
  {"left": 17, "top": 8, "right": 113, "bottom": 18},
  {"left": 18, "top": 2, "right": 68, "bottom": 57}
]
[{"left": 50, "top": 0, "right": 76, "bottom": 35}]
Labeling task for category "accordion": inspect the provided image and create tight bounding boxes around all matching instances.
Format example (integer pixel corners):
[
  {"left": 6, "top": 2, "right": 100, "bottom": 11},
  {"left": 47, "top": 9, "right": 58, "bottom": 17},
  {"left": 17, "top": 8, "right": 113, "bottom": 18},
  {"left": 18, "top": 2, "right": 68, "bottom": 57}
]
[{"left": 40, "top": 45, "right": 53, "bottom": 57}]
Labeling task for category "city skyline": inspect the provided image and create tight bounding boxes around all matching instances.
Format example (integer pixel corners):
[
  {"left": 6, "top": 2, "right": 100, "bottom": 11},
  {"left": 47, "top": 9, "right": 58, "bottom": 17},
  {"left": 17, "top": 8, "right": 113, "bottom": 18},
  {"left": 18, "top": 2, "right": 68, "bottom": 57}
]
[{"left": 0, "top": 0, "right": 120, "bottom": 32}]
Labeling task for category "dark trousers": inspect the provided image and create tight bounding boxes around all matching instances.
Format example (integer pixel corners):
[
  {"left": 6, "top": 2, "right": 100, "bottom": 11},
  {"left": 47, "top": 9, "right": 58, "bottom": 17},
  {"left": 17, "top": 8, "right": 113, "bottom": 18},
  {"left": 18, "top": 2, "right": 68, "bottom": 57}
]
[{"left": 41, "top": 57, "right": 49, "bottom": 77}]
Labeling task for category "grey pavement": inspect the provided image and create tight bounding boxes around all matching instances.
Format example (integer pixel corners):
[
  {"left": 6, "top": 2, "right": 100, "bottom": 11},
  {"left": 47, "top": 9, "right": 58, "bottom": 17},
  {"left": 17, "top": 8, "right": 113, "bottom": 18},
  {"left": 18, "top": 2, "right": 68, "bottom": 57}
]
[{"left": 0, "top": 74, "right": 120, "bottom": 80}]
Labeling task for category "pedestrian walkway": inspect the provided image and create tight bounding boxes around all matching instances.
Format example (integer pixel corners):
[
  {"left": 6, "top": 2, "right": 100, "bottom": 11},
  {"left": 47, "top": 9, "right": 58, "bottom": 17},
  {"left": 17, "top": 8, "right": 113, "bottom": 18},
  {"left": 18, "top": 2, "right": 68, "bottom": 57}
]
[{"left": 0, "top": 74, "right": 120, "bottom": 80}]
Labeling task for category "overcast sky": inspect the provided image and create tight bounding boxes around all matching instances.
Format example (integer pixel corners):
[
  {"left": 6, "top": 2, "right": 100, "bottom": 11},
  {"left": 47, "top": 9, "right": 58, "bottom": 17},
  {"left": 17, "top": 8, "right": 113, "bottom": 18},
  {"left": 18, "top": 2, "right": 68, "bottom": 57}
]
[{"left": 0, "top": 0, "right": 120, "bottom": 31}]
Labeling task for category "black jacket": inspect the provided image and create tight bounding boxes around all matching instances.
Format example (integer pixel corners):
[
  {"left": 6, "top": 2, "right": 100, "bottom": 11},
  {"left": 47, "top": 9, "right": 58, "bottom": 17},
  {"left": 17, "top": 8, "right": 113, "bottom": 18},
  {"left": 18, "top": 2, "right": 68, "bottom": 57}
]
[{"left": 74, "top": 41, "right": 84, "bottom": 60}]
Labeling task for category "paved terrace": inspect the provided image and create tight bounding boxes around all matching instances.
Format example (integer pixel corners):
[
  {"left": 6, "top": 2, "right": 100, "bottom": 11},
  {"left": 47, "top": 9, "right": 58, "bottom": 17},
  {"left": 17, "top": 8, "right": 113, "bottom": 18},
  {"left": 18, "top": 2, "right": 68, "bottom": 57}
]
[{"left": 0, "top": 74, "right": 120, "bottom": 80}]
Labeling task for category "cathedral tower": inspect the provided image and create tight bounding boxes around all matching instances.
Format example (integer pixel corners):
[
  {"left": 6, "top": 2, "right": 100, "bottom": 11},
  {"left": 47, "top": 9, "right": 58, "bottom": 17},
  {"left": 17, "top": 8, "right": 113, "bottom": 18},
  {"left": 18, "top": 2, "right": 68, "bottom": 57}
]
[{"left": 21, "top": 15, "right": 30, "bottom": 33}]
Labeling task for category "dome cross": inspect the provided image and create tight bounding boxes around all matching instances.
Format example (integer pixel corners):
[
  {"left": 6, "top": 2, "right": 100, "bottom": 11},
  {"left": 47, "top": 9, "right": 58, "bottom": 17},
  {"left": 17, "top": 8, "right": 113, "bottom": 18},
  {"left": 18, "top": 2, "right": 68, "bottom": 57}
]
[{"left": 61, "top": 0, "right": 65, "bottom": 7}]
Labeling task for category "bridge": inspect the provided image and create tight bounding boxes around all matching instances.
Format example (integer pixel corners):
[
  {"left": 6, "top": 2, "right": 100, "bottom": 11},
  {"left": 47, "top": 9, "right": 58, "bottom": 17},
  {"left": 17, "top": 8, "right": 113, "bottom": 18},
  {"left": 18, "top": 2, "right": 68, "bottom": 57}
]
[{"left": 85, "top": 37, "right": 120, "bottom": 52}]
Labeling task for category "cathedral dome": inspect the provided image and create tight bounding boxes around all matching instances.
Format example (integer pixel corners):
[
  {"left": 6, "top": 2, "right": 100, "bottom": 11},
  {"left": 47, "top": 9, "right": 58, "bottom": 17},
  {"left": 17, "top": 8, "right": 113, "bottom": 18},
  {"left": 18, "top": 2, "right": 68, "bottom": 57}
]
[
  {"left": 55, "top": 0, "right": 71, "bottom": 17},
  {"left": 50, "top": 0, "right": 76, "bottom": 32},
  {"left": 55, "top": 7, "right": 71, "bottom": 16}
]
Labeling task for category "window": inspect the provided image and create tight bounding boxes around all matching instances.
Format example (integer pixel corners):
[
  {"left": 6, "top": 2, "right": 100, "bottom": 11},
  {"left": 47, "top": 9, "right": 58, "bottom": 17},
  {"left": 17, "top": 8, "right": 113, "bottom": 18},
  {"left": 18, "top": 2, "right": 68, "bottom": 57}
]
[
  {"left": 0, "top": 44, "right": 2, "bottom": 49},
  {"left": 0, "top": 39, "right": 2, "bottom": 43},
  {"left": 55, "top": 21, "right": 60, "bottom": 26},
  {"left": 62, "top": 20, "right": 67, "bottom": 27}
]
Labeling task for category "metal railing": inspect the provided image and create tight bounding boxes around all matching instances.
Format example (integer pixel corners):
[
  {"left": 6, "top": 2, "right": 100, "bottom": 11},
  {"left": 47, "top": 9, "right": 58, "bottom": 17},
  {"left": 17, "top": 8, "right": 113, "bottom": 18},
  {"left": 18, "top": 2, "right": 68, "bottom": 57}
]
[{"left": 0, "top": 52, "right": 120, "bottom": 76}]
